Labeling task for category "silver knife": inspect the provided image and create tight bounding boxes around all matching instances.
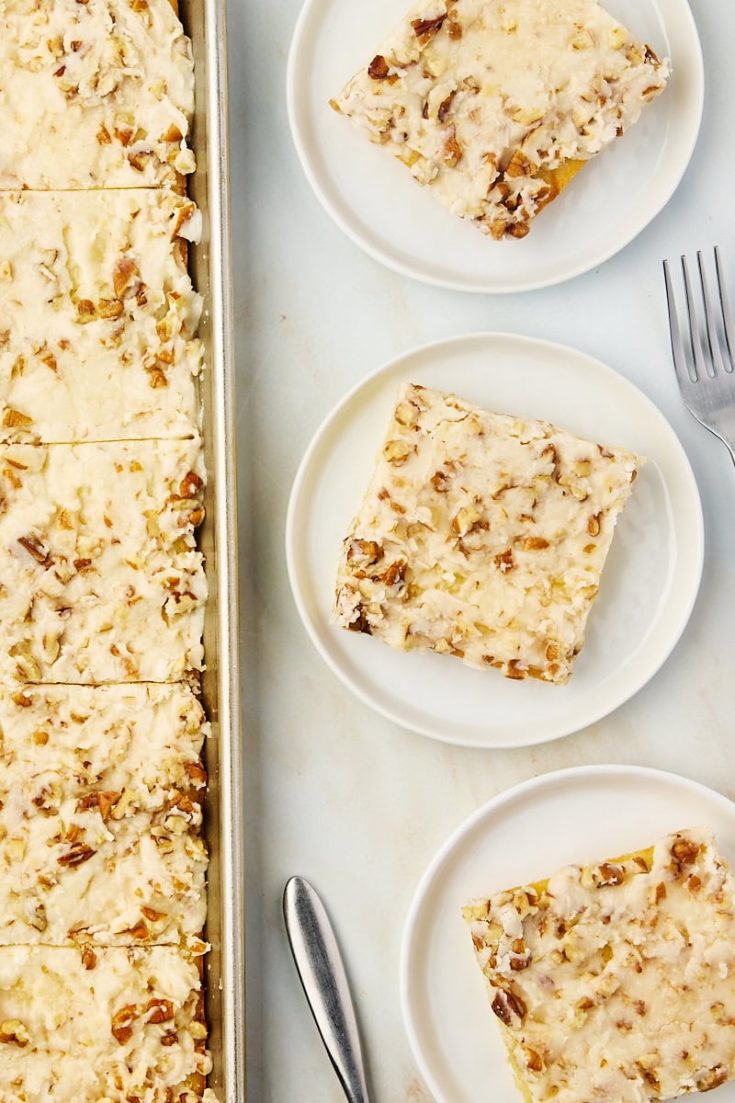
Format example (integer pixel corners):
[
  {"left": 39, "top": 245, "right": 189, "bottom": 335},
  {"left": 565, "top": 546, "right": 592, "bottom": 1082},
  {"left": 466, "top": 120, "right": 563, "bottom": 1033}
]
[{"left": 283, "top": 876, "right": 372, "bottom": 1103}]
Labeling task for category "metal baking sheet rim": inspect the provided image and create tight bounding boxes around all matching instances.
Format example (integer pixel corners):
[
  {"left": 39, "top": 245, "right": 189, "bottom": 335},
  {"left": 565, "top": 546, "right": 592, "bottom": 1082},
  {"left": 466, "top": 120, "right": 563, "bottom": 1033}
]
[{"left": 184, "top": 0, "right": 245, "bottom": 1098}]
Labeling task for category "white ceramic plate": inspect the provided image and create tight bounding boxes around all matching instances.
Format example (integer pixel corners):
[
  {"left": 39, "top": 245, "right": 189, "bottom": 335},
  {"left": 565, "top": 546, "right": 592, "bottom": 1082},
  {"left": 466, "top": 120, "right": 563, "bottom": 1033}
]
[
  {"left": 285, "top": 333, "right": 703, "bottom": 748},
  {"left": 400, "top": 765, "right": 735, "bottom": 1103},
  {"left": 287, "top": 0, "right": 703, "bottom": 294}
]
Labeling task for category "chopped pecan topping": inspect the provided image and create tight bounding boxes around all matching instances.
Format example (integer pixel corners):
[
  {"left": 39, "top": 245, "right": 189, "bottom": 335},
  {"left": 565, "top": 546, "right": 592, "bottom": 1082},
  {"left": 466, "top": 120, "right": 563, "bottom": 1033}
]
[
  {"left": 111, "top": 1004, "right": 138, "bottom": 1045},
  {"left": 75, "top": 299, "right": 97, "bottom": 323},
  {"left": 382, "top": 559, "right": 407, "bottom": 588},
  {"left": 494, "top": 549, "right": 515, "bottom": 573},
  {"left": 671, "top": 836, "right": 701, "bottom": 867},
  {"left": 81, "top": 945, "right": 97, "bottom": 970},
  {"left": 75, "top": 791, "right": 120, "bottom": 818},
  {"left": 144, "top": 998, "right": 175, "bottom": 1025},
  {"left": 368, "top": 54, "right": 390, "bottom": 80},
  {"left": 185, "top": 761, "right": 208, "bottom": 786},
  {"left": 179, "top": 470, "right": 204, "bottom": 498},
  {"left": 411, "top": 14, "right": 447, "bottom": 43},
  {"left": 57, "top": 843, "right": 96, "bottom": 868},
  {"left": 443, "top": 125, "right": 463, "bottom": 167},
  {"left": 348, "top": 603, "right": 372, "bottom": 635},
  {"left": 505, "top": 149, "right": 533, "bottom": 178},
  {"left": 697, "top": 1068, "right": 727, "bottom": 1093},
  {"left": 3, "top": 408, "right": 33, "bottom": 429},
  {"left": 347, "top": 539, "right": 383, "bottom": 566},
  {"left": 113, "top": 255, "right": 140, "bottom": 298},
  {"left": 594, "top": 862, "right": 625, "bottom": 887},
  {"left": 0, "top": 1020, "right": 29, "bottom": 1047},
  {"left": 438, "top": 89, "right": 457, "bottom": 122},
  {"left": 587, "top": 512, "right": 602, "bottom": 537},
  {"left": 98, "top": 298, "right": 124, "bottom": 320},
  {"left": 491, "top": 988, "right": 527, "bottom": 1025},
  {"left": 18, "top": 534, "right": 52, "bottom": 567}
]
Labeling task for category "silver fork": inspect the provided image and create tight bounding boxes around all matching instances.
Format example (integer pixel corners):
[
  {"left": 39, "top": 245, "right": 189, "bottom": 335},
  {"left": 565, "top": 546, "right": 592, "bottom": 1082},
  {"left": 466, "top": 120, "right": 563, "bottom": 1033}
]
[{"left": 663, "top": 247, "right": 735, "bottom": 464}]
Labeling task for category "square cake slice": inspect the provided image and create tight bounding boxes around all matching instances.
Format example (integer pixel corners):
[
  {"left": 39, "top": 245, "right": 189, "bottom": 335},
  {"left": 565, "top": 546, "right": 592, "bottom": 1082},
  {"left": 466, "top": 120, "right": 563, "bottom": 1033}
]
[
  {"left": 0, "top": 0, "right": 195, "bottom": 190},
  {"left": 333, "top": 0, "right": 668, "bottom": 239},
  {"left": 462, "top": 828, "right": 735, "bottom": 1102},
  {"left": 335, "top": 384, "right": 641, "bottom": 684},
  {"left": 0, "top": 683, "right": 208, "bottom": 946},
  {"left": 0, "top": 189, "right": 202, "bottom": 443},
  {"left": 0, "top": 438, "right": 206, "bottom": 684},
  {"left": 0, "top": 945, "right": 216, "bottom": 1103}
]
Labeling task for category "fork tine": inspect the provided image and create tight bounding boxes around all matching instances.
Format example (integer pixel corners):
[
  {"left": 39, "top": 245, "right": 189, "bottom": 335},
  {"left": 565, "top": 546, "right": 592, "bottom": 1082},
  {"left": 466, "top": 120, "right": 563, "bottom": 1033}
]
[
  {"left": 681, "top": 254, "right": 709, "bottom": 379},
  {"left": 697, "top": 251, "right": 729, "bottom": 376},
  {"left": 663, "top": 258, "right": 694, "bottom": 390},
  {"left": 714, "top": 246, "right": 735, "bottom": 372}
]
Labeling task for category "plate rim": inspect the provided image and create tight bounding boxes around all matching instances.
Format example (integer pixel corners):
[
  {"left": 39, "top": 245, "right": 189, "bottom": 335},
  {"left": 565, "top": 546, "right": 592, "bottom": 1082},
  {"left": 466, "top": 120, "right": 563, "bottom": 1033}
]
[
  {"left": 399, "top": 763, "right": 735, "bottom": 1103},
  {"left": 285, "top": 331, "right": 705, "bottom": 748},
  {"left": 286, "top": 0, "right": 705, "bottom": 294}
]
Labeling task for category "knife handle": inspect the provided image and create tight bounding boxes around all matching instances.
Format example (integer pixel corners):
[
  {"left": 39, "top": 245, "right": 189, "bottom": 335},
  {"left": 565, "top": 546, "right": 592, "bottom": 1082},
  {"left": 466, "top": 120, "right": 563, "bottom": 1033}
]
[{"left": 283, "top": 876, "right": 371, "bottom": 1103}]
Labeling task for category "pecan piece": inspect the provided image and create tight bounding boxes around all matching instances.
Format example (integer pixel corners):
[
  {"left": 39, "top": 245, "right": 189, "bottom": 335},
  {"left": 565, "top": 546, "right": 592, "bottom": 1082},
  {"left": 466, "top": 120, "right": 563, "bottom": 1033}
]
[
  {"left": 494, "top": 549, "right": 515, "bottom": 573},
  {"left": 438, "top": 89, "right": 457, "bottom": 122},
  {"left": 697, "top": 1068, "right": 727, "bottom": 1093},
  {"left": 185, "top": 761, "right": 208, "bottom": 786},
  {"left": 18, "top": 534, "right": 52, "bottom": 567},
  {"left": 505, "top": 149, "right": 532, "bottom": 178},
  {"left": 3, "top": 408, "right": 33, "bottom": 429},
  {"left": 491, "top": 988, "right": 527, "bottom": 1026},
  {"left": 367, "top": 55, "right": 390, "bottom": 80},
  {"left": 348, "top": 603, "right": 372, "bottom": 635},
  {"left": 75, "top": 299, "right": 97, "bottom": 323},
  {"left": 113, "top": 255, "right": 140, "bottom": 298},
  {"left": 75, "top": 791, "right": 120, "bottom": 818},
  {"left": 111, "top": 1004, "right": 138, "bottom": 1045},
  {"left": 507, "top": 222, "right": 530, "bottom": 239},
  {"left": 128, "top": 151, "right": 150, "bottom": 172},
  {"left": 411, "top": 14, "right": 446, "bottom": 43},
  {"left": 97, "top": 298, "right": 124, "bottom": 320},
  {"left": 57, "top": 844, "right": 96, "bottom": 867},
  {"left": 144, "top": 998, "right": 175, "bottom": 1025},
  {"left": 179, "top": 470, "right": 204, "bottom": 498},
  {"left": 382, "top": 559, "right": 407, "bottom": 588},
  {"left": 347, "top": 539, "right": 383, "bottom": 567},
  {"left": 594, "top": 862, "right": 625, "bottom": 887},
  {"left": 443, "top": 125, "right": 462, "bottom": 168},
  {"left": 671, "top": 836, "right": 701, "bottom": 866},
  {"left": 383, "top": 439, "right": 412, "bottom": 465},
  {"left": 0, "top": 1020, "right": 29, "bottom": 1047},
  {"left": 81, "top": 945, "right": 97, "bottom": 971}
]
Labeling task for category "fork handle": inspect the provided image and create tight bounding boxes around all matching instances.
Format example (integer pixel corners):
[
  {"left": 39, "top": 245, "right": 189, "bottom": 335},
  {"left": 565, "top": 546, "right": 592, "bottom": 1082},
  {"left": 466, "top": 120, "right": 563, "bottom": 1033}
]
[{"left": 710, "top": 415, "right": 735, "bottom": 467}]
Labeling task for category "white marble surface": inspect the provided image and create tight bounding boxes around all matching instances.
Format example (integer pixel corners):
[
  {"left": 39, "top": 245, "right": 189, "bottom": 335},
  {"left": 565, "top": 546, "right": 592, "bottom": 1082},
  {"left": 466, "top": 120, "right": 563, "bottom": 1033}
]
[{"left": 229, "top": 1, "right": 735, "bottom": 1099}]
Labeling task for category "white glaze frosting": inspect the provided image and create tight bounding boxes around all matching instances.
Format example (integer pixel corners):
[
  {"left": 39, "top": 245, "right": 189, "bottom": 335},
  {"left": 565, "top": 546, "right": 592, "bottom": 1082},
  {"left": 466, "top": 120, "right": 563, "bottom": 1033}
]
[
  {"left": 335, "top": 0, "right": 668, "bottom": 237},
  {"left": 464, "top": 829, "right": 735, "bottom": 1101},
  {"left": 0, "top": 0, "right": 195, "bottom": 189},
  {"left": 335, "top": 383, "right": 641, "bottom": 684},
  {"left": 0, "top": 439, "right": 206, "bottom": 684},
  {"left": 0, "top": 683, "right": 208, "bottom": 945},
  {"left": 0, "top": 189, "right": 202, "bottom": 443},
  {"left": 0, "top": 944, "right": 211, "bottom": 1102}
]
